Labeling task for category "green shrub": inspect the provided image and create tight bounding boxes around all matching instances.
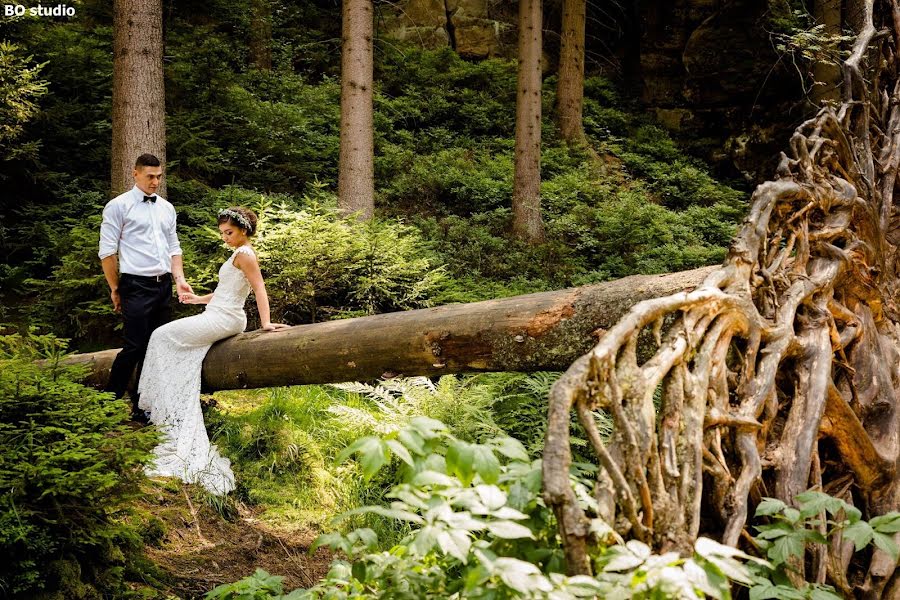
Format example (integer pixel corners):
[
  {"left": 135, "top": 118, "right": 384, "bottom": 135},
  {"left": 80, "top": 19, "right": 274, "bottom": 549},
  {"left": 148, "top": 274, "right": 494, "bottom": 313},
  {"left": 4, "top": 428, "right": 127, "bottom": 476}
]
[
  {"left": 748, "top": 492, "right": 900, "bottom": 599},
  {"left": 25, "top": 210, "right": 112, "bottom": 346},
  {"left": 253, "top": 202, "right": 446, "bottom": 323},
  {"left": 0, "top": 332, "right": 158, "bottom": 597},
  {"left": 206, "top": 568, "right": 302, "bottom": 600},
  {"left": 378, "top": 148, "right": 514, "bottom": 216},
  {"left": 377, "top": 47, "right": 518, "bottom": 144}
]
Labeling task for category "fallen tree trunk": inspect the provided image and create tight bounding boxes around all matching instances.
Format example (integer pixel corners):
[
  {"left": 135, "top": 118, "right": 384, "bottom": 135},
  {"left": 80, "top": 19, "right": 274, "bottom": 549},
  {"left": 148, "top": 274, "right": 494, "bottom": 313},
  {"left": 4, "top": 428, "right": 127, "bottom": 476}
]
[{"left": 64, "top": 266, "right": 714, "bottom": 391}]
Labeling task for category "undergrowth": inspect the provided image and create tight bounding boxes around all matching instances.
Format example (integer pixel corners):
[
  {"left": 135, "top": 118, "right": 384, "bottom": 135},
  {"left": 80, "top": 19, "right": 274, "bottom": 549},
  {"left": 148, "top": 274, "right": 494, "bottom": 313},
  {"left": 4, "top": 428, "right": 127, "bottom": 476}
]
[{"left": 206, "top": 372, "right": 614, "bottom": 552}]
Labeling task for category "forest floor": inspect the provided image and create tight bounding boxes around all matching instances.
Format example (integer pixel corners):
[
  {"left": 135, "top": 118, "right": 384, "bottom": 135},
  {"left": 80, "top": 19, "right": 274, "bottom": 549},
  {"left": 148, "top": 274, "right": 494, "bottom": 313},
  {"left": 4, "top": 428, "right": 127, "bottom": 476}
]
[{"left": 132, "top": 480, "right": 333, "bottom": 598}]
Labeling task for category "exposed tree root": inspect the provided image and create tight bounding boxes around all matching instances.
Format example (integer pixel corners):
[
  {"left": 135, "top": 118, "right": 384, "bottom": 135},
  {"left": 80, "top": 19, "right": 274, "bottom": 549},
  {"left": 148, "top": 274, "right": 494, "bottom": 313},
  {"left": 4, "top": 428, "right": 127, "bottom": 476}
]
[{"left": 543, "top": 0, "right": 900, "bottom": 594}]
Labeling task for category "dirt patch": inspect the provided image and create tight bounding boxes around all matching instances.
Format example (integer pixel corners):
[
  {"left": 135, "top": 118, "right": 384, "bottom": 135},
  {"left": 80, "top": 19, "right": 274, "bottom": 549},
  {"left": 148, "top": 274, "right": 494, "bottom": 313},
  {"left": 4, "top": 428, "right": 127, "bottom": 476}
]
[{"left": 137, "top": 481, "right": 333, "bottom": 598}]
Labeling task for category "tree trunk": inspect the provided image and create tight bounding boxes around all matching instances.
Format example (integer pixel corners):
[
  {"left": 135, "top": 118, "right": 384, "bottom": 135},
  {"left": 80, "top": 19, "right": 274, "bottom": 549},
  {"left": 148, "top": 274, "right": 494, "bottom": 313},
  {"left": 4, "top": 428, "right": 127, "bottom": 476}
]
[
  {"left": 337, "top": 0, "right": 374, "bottom": 221},
  {"left": 511, "top": 0, "right": 545, "bottom": 244},
  {"left": 249, "top": 0, "right": 273, "bottom": 71},
  {"left": 111, "top": 0, "right": 166, "bottom": 197},
  {"left": 543, "top": 1, "right": 900, "bottom": 594},
  {"left": 811, "top": 0, "right": 841, "bottom": 104},
  {"left": 64, "top": 267, "right": 714, "bottom": 390},
  {"left": 556, "top": 0, "right": 586, "bottom": 144}
]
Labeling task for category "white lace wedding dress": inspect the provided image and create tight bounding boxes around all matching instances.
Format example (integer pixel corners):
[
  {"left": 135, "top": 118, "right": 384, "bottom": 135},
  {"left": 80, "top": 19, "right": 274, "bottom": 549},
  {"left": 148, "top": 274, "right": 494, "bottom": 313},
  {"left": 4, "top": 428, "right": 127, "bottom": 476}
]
[{"left": 138, "top": 245, "right": 255, "bottom": 495}]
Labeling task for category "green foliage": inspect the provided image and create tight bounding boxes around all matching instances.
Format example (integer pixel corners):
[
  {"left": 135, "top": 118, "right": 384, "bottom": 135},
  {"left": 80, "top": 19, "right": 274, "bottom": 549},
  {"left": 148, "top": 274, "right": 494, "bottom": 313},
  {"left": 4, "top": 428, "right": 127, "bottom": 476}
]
[
  {"left": 24, "top": 208, "right": 113, "bottom": 344},
  {"left": 0, "top": 331, "right": 159, "bottom": 596},
  {"left": 765, "top": 7, "right": 854, "bottom": 100},
  {"left": 253, "top": 201, "right": 446, "bottom": 322},
  {"left": 8, "top": 17, "right": 113, "bottom": 185},
  {"left": 377, "top": 47, "right": 518, "bottom": 145},
  {"left": 619, "top": 126, "right": 745, "bottom": 211},
  {"left": 207, "top": 376, "right": 506, "bottom": 542},
  {"left": 547, "top": 187, "right": 736, "bottom": 280},
  {"left": 591, "top": 537, "right": 767, "bottom": 600},
  {"left": 215, "top": 420, "right": 763, "bottom": 599},
  {"left": 185, "top": 73, "right": 341, "bottom": 190},
  {"left": 747, "top": 491, "right": 900, "bottom": 599},
  {"left": 0, "top": 42, "right": 48, "bottom": 158},
  {"left": 379, "top": 148, "right": 514, "bottom": 216},
  {"left": 206, "top": 568, "right": 304, "bottom": 600}
]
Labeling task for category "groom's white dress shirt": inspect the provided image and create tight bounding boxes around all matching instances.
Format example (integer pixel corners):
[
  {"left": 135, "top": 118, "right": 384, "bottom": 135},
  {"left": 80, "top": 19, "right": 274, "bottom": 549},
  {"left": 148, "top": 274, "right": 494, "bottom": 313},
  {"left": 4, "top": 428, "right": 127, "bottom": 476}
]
[{"left": 98, "top": 185, "right": 183, "bottom": 276}]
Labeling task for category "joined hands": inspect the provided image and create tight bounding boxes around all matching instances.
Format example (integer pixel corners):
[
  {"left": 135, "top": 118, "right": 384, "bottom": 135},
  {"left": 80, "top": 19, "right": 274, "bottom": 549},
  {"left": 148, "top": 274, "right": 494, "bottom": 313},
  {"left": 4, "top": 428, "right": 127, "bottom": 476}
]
[{"left": 179, "top": 292, "right": 203, "bottom": 304}]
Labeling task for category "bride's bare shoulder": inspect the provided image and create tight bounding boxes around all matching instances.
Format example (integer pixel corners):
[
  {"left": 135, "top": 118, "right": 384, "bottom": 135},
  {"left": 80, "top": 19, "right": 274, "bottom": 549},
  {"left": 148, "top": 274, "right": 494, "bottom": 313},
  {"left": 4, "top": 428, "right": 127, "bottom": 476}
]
[{"left": 231, "top": 245, "right": 257, "bottom": 268}]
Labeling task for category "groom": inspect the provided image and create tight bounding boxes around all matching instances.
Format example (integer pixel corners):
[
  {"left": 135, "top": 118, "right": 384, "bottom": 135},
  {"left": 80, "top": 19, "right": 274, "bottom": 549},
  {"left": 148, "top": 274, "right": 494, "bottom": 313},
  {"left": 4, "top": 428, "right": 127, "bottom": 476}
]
[{"left": 98, "top": 154, "right": 193, "bottom": 420}]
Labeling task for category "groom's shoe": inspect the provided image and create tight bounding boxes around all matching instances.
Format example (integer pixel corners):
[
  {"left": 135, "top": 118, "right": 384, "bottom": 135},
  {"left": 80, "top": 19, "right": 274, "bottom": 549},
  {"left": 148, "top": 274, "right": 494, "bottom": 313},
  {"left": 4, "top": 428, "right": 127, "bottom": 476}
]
[{"left": 128, "top": 394, "right": 151, "bottom": 425}]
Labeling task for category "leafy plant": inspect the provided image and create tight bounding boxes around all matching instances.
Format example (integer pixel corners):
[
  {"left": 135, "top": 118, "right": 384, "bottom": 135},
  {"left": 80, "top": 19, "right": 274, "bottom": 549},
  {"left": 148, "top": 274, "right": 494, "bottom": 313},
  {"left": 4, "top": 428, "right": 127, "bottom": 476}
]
[
  {"left": 206, "top": 568, "right": 304, "bottom": 600},
  {"left": 291, "top": 419, "right": 763, "bottom": 598},
  {"left": 208, "top": 375, "right": 509, "bottom": 543},
  {"left": 747, "top": 491, "right": 900, "bottom": 599}
]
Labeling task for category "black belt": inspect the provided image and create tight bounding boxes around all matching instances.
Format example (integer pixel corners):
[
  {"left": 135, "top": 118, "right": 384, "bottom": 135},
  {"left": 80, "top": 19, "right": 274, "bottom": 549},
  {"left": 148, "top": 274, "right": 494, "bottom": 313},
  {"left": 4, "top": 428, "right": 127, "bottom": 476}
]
[{"left": 121, "top": 272, "right": 171, "bottom": 283}]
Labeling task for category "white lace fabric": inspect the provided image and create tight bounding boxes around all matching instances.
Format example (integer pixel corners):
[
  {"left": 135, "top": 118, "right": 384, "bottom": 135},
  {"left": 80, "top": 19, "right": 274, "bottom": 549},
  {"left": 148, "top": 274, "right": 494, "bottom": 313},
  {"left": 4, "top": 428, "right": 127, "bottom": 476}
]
[{"left": 138, "top": 245, "right": 255, "bottom": 495}]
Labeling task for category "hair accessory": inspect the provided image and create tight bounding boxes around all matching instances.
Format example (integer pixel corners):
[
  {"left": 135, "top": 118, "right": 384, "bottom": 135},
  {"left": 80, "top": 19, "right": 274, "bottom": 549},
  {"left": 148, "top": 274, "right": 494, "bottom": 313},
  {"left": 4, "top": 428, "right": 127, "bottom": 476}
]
[{"left": 218, "top": 208, "right": 252, "bottom": 232}]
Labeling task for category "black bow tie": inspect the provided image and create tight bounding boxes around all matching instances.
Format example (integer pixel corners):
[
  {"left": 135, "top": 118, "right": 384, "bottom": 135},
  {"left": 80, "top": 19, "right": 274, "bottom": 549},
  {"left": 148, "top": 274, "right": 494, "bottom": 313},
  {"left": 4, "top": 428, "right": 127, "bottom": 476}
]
[{"left": 143, "top": 195, "right": 156, "bottom": 203}]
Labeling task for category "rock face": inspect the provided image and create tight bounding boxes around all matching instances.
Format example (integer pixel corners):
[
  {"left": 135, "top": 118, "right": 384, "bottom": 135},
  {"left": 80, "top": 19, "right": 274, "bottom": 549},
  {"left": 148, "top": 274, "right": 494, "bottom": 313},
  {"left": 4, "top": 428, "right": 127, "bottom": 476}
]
[
  {"left": 379, "top": 0, "right": 450, "bottom": 49},
  {"left": 380, "top": 0, "right": 507, "bottom": 58},
  {"left": 636, "top": 0, "right": 804, "bottom": 182},
  {"left": 638, "top": 0, "right": 800, "bottom": 181}
]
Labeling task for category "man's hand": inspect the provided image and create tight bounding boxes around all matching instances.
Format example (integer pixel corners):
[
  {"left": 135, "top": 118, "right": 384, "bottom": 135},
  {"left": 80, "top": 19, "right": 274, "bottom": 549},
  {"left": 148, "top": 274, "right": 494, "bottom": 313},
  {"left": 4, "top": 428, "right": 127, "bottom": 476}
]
[
  {"left": 110, "top": 288, "right": 121, "bottom": 312},
  {"left": 176, "top": 279, "right": 194, "bottom": 296}
]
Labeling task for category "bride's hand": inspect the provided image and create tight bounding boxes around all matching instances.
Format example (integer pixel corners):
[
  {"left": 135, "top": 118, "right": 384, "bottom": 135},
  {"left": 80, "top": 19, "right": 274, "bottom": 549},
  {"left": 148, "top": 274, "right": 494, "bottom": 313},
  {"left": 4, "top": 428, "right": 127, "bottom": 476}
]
[
  {"left": 179, "top": 292, "right": 201, "bottom": 304},
  {"left": 262, "top": 322, "right": 289, "bottom": 331}
]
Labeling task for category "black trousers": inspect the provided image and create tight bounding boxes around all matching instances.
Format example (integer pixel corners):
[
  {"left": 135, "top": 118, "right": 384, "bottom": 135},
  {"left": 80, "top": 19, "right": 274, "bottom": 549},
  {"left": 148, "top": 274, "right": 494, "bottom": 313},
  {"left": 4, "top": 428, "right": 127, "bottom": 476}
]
[{"left": 105, "top": 273, "right": 174, "bottom": 404}]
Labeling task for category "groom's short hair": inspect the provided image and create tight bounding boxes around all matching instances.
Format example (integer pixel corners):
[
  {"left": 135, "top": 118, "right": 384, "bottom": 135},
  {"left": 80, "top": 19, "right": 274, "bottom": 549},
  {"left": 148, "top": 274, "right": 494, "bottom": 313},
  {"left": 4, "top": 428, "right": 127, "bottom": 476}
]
[{"left": 135, "top": 154, "right": 161, "bottom": 169}]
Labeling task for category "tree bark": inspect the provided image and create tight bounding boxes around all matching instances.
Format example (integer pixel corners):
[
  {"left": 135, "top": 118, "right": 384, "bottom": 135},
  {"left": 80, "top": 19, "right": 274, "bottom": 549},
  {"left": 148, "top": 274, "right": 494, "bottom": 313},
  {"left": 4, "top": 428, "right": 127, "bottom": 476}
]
[
  {"left": 512, "top": 0, "right": 546, "bottom": 244},
  {"left": 337, "top": 0, "right": 374, "bottom": 221},
  {"left": 111, "top": 0, "right": 166, "bottom": 197},
  {"left": 556, "top": 0, "right": 586, "bottom": 144},
  {"left": 811, "top": 0, "right": 842, "bottom": 104},
  {"left": 64, "top": 267, "right": 714, "bottom": 390},
  {"left": 249, "top": 0, "right": 273, "bottom": 71}
]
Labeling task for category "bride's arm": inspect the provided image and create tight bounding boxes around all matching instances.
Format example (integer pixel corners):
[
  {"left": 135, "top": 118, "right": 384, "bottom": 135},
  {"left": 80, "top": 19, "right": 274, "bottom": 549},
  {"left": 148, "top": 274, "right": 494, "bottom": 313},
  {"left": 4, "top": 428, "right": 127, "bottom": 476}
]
[
  {"left": 234, "top": 251, "right": 288, "bottom": 331},
  {"left": 180, "top": 292, "right": 213, "bottom": 304}
]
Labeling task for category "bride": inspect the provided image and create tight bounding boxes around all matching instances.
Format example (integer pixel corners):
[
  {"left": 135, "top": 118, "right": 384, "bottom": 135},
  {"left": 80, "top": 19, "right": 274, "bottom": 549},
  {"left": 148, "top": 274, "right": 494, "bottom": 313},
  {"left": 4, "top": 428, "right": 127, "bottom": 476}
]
[{"left": 138, "top": 206, "right": 289, "bottom": 495}]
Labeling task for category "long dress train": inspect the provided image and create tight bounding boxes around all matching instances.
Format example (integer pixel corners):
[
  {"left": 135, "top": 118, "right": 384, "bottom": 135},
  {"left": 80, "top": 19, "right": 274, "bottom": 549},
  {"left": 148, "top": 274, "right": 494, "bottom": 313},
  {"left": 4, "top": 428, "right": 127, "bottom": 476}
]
[{"left": 138, "top": 245, "right": 255, "bottom": 495}]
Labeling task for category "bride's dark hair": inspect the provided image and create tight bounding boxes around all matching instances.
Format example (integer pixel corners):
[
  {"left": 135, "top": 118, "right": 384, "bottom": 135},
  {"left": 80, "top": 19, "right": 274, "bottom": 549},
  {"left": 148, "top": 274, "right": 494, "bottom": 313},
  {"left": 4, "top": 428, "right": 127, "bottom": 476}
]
[{"left": 217, "top": 206, "right": 258, "bottom": 236}]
